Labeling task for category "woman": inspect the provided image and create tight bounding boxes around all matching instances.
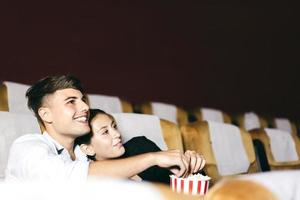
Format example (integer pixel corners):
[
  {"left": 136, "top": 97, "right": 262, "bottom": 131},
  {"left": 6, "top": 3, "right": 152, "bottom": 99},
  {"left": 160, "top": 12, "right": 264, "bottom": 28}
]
[{"left": 75, "top": 109, "right": 205, "bottom": 183}]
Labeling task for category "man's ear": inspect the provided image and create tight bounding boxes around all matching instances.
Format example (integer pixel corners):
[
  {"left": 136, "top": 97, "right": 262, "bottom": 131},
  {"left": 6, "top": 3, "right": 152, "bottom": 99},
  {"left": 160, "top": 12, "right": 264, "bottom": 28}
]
[
  {"left": 38, "top": 107, "right": 53, "bottom": 123},
  {"left": 80, "top": 144, "right": 96, "bottom": 156}
]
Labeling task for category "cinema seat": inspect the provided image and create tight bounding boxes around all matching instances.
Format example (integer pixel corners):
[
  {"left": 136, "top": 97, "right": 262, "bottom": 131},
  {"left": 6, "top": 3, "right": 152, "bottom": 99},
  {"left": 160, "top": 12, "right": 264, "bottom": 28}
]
[
  {"left": 87, "top": 94, "right": 133, "bottom": 113},
  {"left": 0, "top": 111, "right": 41, "bottom": 179},
  {"left": 207, "top": 170, "right": 300, "bottom": 200},
  {"left": 235, "top": 112, "right": 268, "bottom": 131},
  {"left": 270, "top": 117, "right": 298, "bottom": 136},
  {"left": 191, "top": 107, "right": 231, "bottom": 124},
  {"left": 0, "top": 81, "right": 31, "bottom": 114},
  {"left": 249, "top": 128, "right": 300, "bottom": 170},
  {"left": 112, "top": 113, "right": 184, "bottom": 152},
  {"left": 137, "top": 102, "right": 188, "bottom": 126},
  {"left": 0, "top": 179, "right": 199, "bottom": 200},
  {"left": 180, "top": 121, "right": 257, "bottom": 183}
]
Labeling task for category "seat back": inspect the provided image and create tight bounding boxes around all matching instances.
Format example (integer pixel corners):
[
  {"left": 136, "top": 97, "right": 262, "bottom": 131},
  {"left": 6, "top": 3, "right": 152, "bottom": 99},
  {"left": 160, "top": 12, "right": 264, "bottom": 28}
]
[
  {"left": 271, "top": 117, "right": 298, "bottom": 136},
  {"left": 181, "top": 121, "right": 257, "bottom": 183},
  {"left": 138, "top": 102, "right": 188, "bottom": 126},
  {"left": 0, "top": 111, "right": 41, "bottom": 178},
  {"left": 250, "top": 128, "right": 300, "bottom": 170},
  {"left": 235, "top": 112, "right": 268, "bottom": 131},
  {"left": 191, "top": 107, "right": 231, "bottom": 124},
  {"left": 87, "top": 94, "right": 133, "bottom": 113},
  {"left": 0, "top": 81, "right": 31, "bottom": 114},
  {"left": 112, "top": 113, "right": 184, "bottom": 151}
]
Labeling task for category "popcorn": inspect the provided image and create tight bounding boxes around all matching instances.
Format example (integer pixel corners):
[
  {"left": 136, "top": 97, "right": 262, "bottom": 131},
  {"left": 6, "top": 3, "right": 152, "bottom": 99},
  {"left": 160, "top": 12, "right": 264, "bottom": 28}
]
[{"left": 170, "top": 174, "right": 211, "bottom": 195}]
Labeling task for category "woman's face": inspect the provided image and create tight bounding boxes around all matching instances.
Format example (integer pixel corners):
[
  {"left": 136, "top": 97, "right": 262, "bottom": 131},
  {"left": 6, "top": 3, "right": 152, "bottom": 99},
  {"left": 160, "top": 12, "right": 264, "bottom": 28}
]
[{"left": 89, "top": 113, "right": 125, "bottom": 160}]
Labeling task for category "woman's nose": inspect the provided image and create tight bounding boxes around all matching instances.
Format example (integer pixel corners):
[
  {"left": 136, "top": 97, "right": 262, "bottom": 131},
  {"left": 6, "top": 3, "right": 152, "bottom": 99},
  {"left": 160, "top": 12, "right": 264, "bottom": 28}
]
[{"left": 112, "top": 129, "right": 121, "bottom": 138}]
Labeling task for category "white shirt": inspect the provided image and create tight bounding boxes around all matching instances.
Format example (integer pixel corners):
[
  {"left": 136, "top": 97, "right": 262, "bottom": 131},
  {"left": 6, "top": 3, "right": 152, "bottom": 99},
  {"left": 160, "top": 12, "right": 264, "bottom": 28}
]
[{"left": 5, "top": 132, "right": 90, "bottom": 182}]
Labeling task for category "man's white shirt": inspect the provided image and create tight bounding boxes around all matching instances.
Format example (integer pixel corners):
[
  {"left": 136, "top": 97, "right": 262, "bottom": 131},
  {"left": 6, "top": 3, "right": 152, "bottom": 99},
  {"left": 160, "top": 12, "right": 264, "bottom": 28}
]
[{"left": 5, "top": 132, "right": 89, "bottom": 182}]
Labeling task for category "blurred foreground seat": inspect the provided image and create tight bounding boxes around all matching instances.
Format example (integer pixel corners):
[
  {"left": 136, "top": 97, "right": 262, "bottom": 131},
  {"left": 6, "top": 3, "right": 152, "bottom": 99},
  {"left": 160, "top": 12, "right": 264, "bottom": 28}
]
[
  {"left": 0, "top": 178, "right": 199, "bottom": 200},
  {"left": 206, "top": 170, "right": 300, "bottom": 200}
]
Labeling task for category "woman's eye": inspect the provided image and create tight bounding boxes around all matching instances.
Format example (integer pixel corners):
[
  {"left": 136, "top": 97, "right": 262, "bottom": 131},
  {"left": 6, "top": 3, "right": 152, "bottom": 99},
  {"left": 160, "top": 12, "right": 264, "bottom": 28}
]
[
  {"left": 102, "top": 130, "right": 109, "bottom": 135},
  {"left": 113, "top": 124, "right": 117, "bottom": 129}
]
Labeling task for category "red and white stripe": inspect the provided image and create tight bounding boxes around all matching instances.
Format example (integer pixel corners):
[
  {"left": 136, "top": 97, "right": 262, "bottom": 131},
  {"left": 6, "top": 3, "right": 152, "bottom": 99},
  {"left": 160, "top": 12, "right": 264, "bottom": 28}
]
[{"left": 170, "top": 176, "right": 210, "bottom": 195}]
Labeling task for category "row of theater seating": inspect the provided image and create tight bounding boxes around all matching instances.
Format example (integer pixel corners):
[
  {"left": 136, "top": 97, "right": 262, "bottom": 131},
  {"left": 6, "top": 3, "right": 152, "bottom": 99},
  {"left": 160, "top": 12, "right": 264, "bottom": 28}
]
[{"left": 1, "top": 81, "right": 300, "bottom": 185}]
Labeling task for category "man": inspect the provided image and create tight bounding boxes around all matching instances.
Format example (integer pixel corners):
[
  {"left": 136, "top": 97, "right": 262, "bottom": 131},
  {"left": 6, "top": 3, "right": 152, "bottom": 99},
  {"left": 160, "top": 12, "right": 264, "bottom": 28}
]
[{"left": 5, "top": 75, "right": 205, "bottom": 181}]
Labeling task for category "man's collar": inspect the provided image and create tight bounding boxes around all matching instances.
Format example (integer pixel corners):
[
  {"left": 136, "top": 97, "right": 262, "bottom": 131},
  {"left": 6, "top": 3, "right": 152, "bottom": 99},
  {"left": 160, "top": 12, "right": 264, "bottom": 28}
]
[{"left": 43, "top": 132, "right": 64, "bottom": 155}]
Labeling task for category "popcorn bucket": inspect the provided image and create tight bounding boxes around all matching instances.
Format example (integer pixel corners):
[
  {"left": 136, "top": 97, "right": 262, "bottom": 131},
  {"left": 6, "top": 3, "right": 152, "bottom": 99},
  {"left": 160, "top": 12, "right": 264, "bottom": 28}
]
[{"left": 170, "top": 174, "right": 211, "bottom": 196}]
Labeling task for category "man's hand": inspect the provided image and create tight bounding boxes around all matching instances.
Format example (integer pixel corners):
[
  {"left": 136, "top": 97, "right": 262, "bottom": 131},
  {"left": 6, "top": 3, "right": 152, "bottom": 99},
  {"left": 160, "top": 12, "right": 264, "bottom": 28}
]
[
  {"left": 151, "top": 149, "right": 206, "bottom": 178},
  {"left": 184, "top": 150, "right": 206, "bottom": 174}
]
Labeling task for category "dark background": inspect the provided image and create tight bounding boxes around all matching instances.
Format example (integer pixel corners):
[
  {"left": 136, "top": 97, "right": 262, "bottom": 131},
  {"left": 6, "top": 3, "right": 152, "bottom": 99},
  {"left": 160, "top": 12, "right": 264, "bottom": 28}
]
[{"left": 0, "top": 1, "right": 299, "bottom": 120}]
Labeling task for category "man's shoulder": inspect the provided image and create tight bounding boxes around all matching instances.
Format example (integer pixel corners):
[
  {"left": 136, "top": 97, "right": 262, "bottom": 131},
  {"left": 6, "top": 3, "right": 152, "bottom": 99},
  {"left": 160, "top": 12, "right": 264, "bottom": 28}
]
[
  {"left": 13, "top": 134, "right": 45, "bottom": 144},
  {"left": 12, "top": 134, "right": 50, "bottom": 150}
]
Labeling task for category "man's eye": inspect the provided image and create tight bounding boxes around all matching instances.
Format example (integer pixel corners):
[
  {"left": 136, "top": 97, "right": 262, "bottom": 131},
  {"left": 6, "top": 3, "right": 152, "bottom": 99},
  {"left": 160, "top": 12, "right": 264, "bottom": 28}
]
[{"left": 67, "top": 100, "right": 75, "bottom": 104}]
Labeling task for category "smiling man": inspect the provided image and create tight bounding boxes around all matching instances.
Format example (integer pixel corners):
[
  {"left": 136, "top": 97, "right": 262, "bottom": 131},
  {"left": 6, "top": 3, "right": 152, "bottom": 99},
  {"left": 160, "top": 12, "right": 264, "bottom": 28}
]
[
  {"left": 5, "top": 75, "right": 205, "bottom": 182},
  {"left": 5, "top": 75, "right": 91, "bottom": 181}
]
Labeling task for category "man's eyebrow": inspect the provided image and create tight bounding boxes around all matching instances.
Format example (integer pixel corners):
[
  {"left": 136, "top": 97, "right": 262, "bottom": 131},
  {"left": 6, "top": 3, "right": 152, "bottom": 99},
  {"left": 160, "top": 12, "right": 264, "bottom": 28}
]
[{"left": 64, "top": 96, "right": 78, "bottom": 101}]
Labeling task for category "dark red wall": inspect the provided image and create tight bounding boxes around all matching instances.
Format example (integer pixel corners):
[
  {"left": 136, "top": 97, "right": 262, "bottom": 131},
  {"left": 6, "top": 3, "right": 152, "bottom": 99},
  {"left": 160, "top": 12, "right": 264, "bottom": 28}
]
[{"left": 1, "top": 1, "right": 299, "bottom": 119}]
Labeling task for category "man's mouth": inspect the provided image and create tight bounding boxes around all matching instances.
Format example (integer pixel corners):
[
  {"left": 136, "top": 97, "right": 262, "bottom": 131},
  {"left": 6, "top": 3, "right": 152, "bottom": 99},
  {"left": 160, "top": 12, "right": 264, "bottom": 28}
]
[{"left": 74, "top": 115, "right": 88, "bottom": 123}]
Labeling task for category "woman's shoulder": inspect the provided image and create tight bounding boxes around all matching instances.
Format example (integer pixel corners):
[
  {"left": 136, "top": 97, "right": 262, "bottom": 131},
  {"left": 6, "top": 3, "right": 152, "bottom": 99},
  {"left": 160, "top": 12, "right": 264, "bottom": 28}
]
[{"left": 122, "top": 136, "right": 161, "bottom": 157}]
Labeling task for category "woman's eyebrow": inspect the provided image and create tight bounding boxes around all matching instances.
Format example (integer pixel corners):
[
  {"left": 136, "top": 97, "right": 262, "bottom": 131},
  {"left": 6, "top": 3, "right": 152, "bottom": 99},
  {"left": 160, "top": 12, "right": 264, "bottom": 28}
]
[{"left": 99, "top": 126, "right": 108, "bottom": 130}]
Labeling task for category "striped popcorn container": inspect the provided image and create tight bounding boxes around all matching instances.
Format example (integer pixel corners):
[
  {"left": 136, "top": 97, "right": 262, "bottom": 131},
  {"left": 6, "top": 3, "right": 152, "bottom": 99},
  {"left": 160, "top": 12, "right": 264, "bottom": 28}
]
[{"left": 170, "top": 174, "right": 211, "bottom": 195}]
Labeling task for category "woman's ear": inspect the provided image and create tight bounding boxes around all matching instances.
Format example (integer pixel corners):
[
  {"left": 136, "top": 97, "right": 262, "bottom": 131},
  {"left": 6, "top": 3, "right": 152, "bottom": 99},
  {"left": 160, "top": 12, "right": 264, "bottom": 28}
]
[
  {"left": 80, "top": 144, "right": 96, "bottom": 156},
  {"left": 38, "top": 107, "right": 52, "bottom": 123}
]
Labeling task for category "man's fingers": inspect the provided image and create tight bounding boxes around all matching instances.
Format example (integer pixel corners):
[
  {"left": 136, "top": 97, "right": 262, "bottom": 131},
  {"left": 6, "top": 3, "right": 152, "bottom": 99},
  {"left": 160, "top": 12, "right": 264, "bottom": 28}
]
[
  {"left": 193, "top": 154, "right": 203, "bottom": 173},
  {"left": 199, "top": 155, "right": 206, "bottom": 170}
]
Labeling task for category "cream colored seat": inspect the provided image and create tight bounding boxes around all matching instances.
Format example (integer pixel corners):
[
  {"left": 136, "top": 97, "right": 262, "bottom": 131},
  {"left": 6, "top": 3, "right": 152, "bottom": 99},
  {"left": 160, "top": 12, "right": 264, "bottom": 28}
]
[
  {"left": 137, "top": 102, "right": 188, "bottom": 126},
  {"left": 112, "top": 113, "right": 184, "bottom": 151},
  {"left": 206, "top": 170, "right": 300, "bottom": 200},
  {"left": 191, "top": 107, "right": 231, "bottom": 124},
  {"left": 270, "top": 117, "right": 298, "bottom": 136},
  {"left": 250, "top": 128, "right": 300, "bottom": 170},
  {"left": 87, "top": 94, "right": 133, "bottom": 113},
  {"left": 0, "top": 111, "right": 41, "bottom": 178},
  {"left": 0, "top": 81, "right": 31, "bottom": 114},
  {"left": 235, "top": 112, "right": 268, "bottom": 131},
  {"left": 181, "top": 121, "right": 257, "bottom": 183}
]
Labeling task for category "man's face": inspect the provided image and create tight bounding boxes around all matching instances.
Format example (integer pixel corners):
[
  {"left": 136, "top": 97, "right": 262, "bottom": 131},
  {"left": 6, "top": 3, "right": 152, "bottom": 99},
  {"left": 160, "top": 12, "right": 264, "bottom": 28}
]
[{"left": 41, "top": 88, "right": 90, "bottom": 138}]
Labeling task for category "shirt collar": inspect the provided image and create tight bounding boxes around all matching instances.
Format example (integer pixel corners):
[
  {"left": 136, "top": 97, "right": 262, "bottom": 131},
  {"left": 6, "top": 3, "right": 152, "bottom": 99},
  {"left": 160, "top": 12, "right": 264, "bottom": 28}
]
[
  {"left": 43, "top": 131, "right": 65, "bottom": 155},
  {"left": 42, "top": 131, "right": 87, "bottom": 162}
]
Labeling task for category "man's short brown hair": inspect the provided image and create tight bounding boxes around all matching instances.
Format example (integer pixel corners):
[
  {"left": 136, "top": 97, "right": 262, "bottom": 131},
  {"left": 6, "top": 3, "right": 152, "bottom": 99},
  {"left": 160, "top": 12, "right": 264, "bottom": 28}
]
[{"left": 26, "top": 75, "right": 85, "bottom": 124}]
